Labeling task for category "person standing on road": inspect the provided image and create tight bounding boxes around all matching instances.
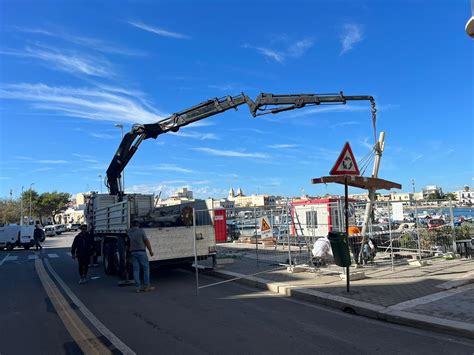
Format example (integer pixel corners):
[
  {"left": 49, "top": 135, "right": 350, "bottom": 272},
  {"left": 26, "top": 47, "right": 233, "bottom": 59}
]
[
  {"left": 33, "top": 225, "right": 44, "bottom": 251},
  {"left": 71, "top": 225, "right": 93, "bottom": 284},
  {"left": 128, "top": 220, "right": 154, "bottom": 293}
]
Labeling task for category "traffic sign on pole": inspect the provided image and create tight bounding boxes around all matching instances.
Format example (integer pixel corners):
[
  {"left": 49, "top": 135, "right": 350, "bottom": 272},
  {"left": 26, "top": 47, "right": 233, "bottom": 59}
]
[{"left": 330, "top": 142, "right": 360, "bottom": 176}]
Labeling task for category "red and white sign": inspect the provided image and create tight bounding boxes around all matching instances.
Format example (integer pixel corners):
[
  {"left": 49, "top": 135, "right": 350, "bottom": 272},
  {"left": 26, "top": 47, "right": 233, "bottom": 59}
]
[{"left": 330, "top": 142, "right": 360, "bottom": 176}]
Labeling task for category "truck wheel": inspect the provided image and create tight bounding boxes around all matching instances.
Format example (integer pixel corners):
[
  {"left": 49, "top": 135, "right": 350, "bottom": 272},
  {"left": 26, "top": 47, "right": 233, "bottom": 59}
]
[
  {"left": 6, "top": 243, "right": 13, "bottom": 251},
  {"left": 104, "top": 244, "right": 117, "bottom": 275}
]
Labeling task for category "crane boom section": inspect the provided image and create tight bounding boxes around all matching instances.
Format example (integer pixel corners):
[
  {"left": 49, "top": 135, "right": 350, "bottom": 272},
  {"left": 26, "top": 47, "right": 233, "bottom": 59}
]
[
  {"left": 106, "top": 94, "right": 252, "bottom": 195},
  {"left": 105, "top": 91, "right": 377, "bottom": 196}
]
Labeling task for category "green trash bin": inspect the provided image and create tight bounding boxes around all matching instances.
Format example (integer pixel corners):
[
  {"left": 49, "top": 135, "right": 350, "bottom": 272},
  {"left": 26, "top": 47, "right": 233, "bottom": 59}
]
[{"left": 328, "top": 231, "right": 352, "bottom": 267}]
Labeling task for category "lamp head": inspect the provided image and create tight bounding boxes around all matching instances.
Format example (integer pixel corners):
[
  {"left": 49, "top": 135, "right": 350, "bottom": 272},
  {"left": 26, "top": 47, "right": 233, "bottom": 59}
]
[{"left": 467, "top": 16, "right": 474, "bottom": 38}]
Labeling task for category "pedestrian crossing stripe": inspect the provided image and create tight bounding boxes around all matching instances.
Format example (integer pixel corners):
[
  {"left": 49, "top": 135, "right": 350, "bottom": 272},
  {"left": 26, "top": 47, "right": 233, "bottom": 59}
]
[
  {"left": 48, "top": 253, "right": 59, "bottom": 258},
  {"left": 28, "top": 255, "right": 39, "bottom": 260},
  {"left": 5, "top": 256, "right": 18, "bottom": 261}
]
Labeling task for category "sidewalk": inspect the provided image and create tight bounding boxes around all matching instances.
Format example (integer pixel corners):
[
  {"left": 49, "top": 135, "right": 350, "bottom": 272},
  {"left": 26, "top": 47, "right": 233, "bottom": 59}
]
[{"left": 207, "top": 254, "right": 474, "bottom": 339}]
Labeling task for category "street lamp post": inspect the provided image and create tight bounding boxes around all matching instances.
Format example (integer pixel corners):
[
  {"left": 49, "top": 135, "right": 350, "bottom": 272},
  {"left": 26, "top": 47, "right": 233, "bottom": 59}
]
[
  {"left": 29, "top": 183, "right": 34, "bottom": 225},
  {"left": 98, "top": 174, "right": 103, "bottom": 194},
  {"left": 20, "top": 186, "right": 24, "bottom": 226},
  {"left": 115, "top": 123, "right": 125, "bottom": 193}
]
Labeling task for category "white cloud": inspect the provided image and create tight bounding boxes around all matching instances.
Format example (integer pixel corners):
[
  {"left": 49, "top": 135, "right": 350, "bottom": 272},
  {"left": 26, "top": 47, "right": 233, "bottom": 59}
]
[
  {"left": 15, "top": 156, "right": 33, "bottom": 160},
  {"left": 287, "top": 104, "right": 369, "bottom": 118},
  {"left": 330, "top": 121, "right": 360, "bottom": 128},
  {"left": 267, "top": 144, "right": 299, "bottom": 149},
  {"left": 72, "top": 153, "right": 93, "bottom": 159},
  {"left": 90, "top": 133, "right": 115, "bottom": 139},
  {"left": 0, "top": 83, "right": 166, "bottom": 124},
  {"left": 169, "top": 130, "right": 219, "bottom": 140},
  {"left": 287, "top": 39, "right": 314, "bottom": 57},
  {"left": 1, "top": 46, "right": 113, "bottom": 77},
  {"left": 340, "top": 24, "right": 364, "bottom": 54},
  {"left": 192, "top": 180, "right": 210, "bottom": 185},
  {"left": 359, "top": 137, "right": 374, "bottom": 150},
  {"left": 37, "top": 160, "right": 68, "bottom": 164},
  {"left": 153, "top": 164, "right": 194, "bottom": 173},
  {"left": 32, "top": 167, "right": 54, "bottom": 172},
  {"left": 194, "top": 147, "right": 268, "bottom": 158},
  {"left": 411, "top": 154, "right": 424, "bottom": 163},
  {"left": 243, "top": 37, "right": 313, "bottom": 64},
  {"left": 207, "top": 83, "right": 238, "bottom": 91},
  {"left": 14, "top": 26, "right": 144, "bottom": 56},
  {"left": 256, "top": 47, "right": 285, "bottom": 63},
  {"left": 128, "top": 21, "right": 190, "bottom": 39}
]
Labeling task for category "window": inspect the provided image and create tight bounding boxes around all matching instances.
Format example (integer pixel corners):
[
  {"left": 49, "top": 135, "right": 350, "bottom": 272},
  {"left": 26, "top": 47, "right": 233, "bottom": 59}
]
[{"left": 306, "top": 211, "right": 318, "bottom": 228}]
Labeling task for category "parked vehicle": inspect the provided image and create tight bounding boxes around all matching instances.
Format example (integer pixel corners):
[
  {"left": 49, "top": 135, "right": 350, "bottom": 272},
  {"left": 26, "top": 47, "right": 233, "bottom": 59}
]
[
  {"left": 0, "top": 224, "right": 35, "bottom": 250},
  {"left": 428, "top": 219, "right": 446, "bottom": 230},
  {"left": 66, "top": 223, "right": 81, "bottom": 231},
  {"left": 43, "top": 225, "right": 56, "bottom": 237},
  {"left": 52, "top": 224, "right": 67, "bottom": 234},
  {"left": 70, "top": 223, "right": 81, "bottom": 231}
]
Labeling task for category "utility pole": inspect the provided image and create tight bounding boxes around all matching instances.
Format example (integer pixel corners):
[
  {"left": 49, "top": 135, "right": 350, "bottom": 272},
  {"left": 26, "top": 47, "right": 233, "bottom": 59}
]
[
  {"left": 29, "top": 183, "right": 34, "bottom": 225},
  {"left": 20, "top": 186, "right": 24, "bottom": 225},
  {"left": 359, "top": 132, "right": 385, "bottom": 263}
]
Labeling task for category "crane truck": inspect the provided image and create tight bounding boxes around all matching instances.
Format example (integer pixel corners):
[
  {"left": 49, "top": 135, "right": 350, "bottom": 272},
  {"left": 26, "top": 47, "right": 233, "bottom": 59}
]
[{"left": 84, "top": 92, "right": 377, "bottom": 276}]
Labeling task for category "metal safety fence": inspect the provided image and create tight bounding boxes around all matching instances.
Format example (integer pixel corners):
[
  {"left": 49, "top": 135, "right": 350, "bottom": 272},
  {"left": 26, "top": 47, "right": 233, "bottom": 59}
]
[{"left": 191, "top": 200, "right": 474, "bottom": 294}]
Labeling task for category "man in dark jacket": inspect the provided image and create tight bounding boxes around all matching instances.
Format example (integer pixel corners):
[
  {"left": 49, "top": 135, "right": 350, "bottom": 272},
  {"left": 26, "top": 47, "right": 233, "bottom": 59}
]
[
  {"left": 33, "top": 225, "right": 44, "bottom": 251},
  {"left": 71, "top": 225, "right": 93, "bottom": 284}
]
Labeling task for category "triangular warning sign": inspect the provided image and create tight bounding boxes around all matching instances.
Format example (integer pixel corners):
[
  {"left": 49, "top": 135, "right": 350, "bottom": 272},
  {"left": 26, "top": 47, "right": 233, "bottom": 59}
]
[
  {"left": 261, "top": 218, "right": 271, "bottom": 232},
  {"left": 330, "top": 142, "right": 360, "bottom": 176}
]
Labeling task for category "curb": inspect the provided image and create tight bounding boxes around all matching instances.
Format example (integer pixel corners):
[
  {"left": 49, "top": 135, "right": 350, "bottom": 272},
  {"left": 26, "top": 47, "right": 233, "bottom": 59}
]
[{"left": 208, "top": 269, "right": 474, "bottom": 340}]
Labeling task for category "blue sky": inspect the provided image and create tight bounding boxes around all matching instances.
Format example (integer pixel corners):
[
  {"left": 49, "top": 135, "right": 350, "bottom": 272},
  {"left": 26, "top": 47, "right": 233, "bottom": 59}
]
[{"left": 0, "top": 0, "right": 472, "bottom": 200}]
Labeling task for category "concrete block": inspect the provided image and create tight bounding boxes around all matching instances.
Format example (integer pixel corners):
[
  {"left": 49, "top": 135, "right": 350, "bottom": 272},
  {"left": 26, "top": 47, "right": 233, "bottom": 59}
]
[
  {"left": 287, "top": 265, "right": 307, "bottom": 273},
  {"left": 339, "top": 270, "right": 366, "bottom": 280},
  {"left": 409, "top": 259, "right": 429, "bottom": 266}
]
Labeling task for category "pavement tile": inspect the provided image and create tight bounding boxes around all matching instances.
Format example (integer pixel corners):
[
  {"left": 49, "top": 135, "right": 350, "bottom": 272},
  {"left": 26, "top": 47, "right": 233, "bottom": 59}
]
[{"left": 210, "top": 251, "right": 474, "bottom": 334}]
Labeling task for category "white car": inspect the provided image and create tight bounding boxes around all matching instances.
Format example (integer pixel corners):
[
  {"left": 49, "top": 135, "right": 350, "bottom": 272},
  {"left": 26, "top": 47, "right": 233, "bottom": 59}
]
[
  {"left": 53, "top": 224, "right": 67, "bottom": 234},
  {"left": 43, "top": 225, "right": 56, "bottom": 237},
  {"left": 0, "top": 224, "right": 35, "bottom": 250}
]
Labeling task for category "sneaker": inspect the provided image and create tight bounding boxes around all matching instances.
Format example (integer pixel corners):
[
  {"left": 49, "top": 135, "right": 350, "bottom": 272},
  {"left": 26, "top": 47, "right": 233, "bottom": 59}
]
[
  {"left": 143, "top": 286, "right": 155, "bottom": 292},
  {"left": 79, "top": 278, "right": 84, "bottom": 284},
  {"left": 135, "top": 289, "right": 142, "bottom": 293}
]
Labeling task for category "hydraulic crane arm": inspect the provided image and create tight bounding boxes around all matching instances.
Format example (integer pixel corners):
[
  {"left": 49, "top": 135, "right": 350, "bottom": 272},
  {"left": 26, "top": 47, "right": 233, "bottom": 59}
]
[
  {"left": 106, "top": 91, "right": 376, "bottom": 196},
  {"left": 251, "top": 92, "right": 375, "bottom": 116},
  {"left": 106, "top": 94, "right": 255, "bottom": 195}
]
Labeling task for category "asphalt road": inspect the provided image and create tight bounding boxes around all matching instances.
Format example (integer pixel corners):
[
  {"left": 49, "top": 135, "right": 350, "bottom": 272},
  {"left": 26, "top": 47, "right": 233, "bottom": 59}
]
[{"left": 1, "top": 232, "right": 474, "bottom": 354}]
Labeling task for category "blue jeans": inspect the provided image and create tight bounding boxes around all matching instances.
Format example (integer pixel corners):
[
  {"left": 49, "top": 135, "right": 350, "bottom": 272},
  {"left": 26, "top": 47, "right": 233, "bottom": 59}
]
[{"left": 131, "top": 251, "right": 150, "bottom": 289}]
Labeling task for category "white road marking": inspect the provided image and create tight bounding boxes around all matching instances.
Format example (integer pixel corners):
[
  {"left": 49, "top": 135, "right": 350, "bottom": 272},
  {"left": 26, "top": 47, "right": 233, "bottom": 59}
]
[
  {"left": 387, "top": 283, "right": 474, "bottom": 311},
  {"left": 47, "top": 253, "right": 59, "bottom": 258},
  {"left": 5, "top": 256, "right": 18, "bottom": 262},
  {"left": 28, "top": 255, "right": 39, "bottom": 260},
  {"left": 0, "top": 253, "right": 11, "bottom": 266},
  {"left": 44, "top": 259, "right": 136, "bottom": 355},
  {"left": 66, "top": 252, "right": 72, "bottom": 256}
]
